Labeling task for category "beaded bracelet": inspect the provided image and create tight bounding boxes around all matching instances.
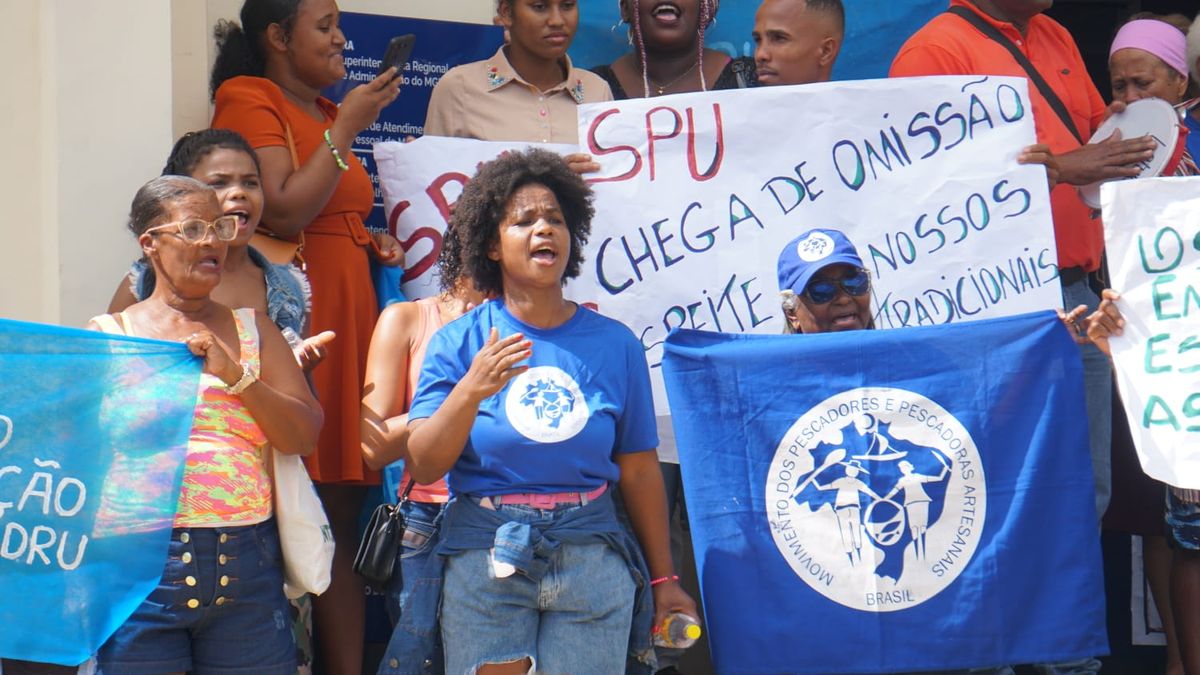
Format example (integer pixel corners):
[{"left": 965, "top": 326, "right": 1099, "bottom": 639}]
[
  {"left": 650, "top": 575, "right": 680, "bottom": 587},
  {"left": 323, "top": 128, "right": 350, "bottom": 172}
]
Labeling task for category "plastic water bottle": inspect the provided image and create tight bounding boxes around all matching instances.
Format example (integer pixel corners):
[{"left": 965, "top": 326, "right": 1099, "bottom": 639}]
[{"left": 653, "top": 612, "right": 702, "bottom": 649}]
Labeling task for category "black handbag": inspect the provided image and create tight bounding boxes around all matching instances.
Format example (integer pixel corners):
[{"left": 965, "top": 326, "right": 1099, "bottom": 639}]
[{"left": 353, "top": 480, "right": 415, "bottom": 589}]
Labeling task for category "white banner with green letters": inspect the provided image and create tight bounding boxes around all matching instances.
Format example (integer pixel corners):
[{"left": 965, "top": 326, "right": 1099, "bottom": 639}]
[{"left": 1103, "top": 177, "right": 1200, "bottom": 490}]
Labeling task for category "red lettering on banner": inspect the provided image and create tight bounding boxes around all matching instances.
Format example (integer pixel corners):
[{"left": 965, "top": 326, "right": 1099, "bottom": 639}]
[
  {"left": 388, "top": 200, "right": 442, "bottom": 283},
  {"left": 585, "top": 104, "right": 725, "bottom": 184},
  {"left": 390, "top": 170, "right": 470, "bottom": 285},
  {"left": 586, "top": 108, "right": 642, "bottom": 184},
  {"left": 687, "top": 104, "right": 724, "bottom": 182},
  {"left": 427, "top": 172, "right": 469, "bottom": 223},
  {"left": 646, "top": 106, "right": 683, "bottom": 182},
  {"left": 399, "top": 226, "right": 443, "bottom": 284},
  {"left": 386, "top": 200, "right": 410, "bottom": 238}
]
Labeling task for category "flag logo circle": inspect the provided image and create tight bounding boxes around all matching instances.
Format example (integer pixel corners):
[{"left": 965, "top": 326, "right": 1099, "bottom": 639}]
[
  {"left": 504, "top": 366, "right": 589, "bottom": 443},
  {"left": 766, "top": 387, "right": 987, "bottom": 612}
]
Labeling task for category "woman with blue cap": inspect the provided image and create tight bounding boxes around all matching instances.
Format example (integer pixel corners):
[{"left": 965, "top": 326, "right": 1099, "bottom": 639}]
[{"left": 776, "top": 227, "right": 873, "bottom": 335}]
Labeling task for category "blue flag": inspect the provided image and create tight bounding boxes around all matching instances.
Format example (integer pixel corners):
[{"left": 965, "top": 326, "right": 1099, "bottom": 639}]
[
  {"left": 661, "top": 311, "right": 1106, "bottom": 673},
  {"left": 0, "top": 318, "right": 199, "bottom": 665}
]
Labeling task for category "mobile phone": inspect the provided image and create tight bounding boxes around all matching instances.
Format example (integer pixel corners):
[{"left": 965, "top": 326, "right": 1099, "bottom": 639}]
[{"left": 379, "top": 34, "right": 416, "bottom": 82}]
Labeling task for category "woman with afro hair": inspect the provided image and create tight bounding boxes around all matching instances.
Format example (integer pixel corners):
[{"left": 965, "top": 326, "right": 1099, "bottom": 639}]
[{"left": 404, "top": 148, "right": 696, "bottom": 674}]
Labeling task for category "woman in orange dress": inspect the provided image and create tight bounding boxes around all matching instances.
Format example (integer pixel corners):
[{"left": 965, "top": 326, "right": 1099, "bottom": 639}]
[{"left": 208, "top": 1, "right": 401, "bottom": 672}]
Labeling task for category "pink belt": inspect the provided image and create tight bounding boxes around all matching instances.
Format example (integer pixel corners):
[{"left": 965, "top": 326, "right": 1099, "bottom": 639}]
[{"left": 479, "top": 484, "right": 607, "bottom": 510}]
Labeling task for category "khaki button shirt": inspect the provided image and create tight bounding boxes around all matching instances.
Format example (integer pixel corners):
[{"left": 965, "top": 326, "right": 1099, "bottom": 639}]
[{"left": 423, "top": 47, "right": 613, "bottom": 144}]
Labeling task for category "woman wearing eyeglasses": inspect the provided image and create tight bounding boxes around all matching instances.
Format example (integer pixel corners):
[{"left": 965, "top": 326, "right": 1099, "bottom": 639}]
[
  {"left": 776, "top": 228, "right": 873, "bottom": 335},
  {"left": 88, "top": 176, "right": 323, "bottom": 675},
  {"left": 109, "top": 129, "right": 333, "bottom": 371}
]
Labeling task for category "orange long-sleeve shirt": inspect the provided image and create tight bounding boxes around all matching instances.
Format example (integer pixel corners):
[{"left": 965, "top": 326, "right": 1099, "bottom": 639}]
[{"left": 890, "top": 0, "right": 1108, "bottom": 272}]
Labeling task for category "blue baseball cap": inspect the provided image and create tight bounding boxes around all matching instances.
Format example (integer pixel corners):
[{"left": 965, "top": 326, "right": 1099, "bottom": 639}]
[{"left": 776, "top": 228, "right": 865, "bottom": 295}]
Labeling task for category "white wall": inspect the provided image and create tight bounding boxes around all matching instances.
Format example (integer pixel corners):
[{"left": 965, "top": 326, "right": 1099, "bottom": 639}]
[
  {"left": 0, "top": 0, "right": 175, "bottom": 327},
  {"left": 0, "top": 0, "right": 490, "bottom": 327},
  {"left": 0, "top": 2, "right": 53, "bottom": 323}
]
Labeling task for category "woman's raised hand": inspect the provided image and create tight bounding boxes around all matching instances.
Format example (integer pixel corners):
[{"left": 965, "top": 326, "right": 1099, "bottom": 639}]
[
  {"left": 295, "top": 330, "right": 337, "bottom": 372},
  {"left": 459, "top": 327, "right": 531, "bottom": 403},
  {"left": 186, "top": 329, "right": 243, "bottom": 386},
  {"left": 333, "top": 68, "right": 402, "bottom": 139}
]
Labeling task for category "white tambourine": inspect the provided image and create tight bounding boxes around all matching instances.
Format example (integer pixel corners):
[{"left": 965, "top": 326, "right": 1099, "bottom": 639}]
[{"left": 1077, "top": 97, "right": 1187, "bottom": 209}]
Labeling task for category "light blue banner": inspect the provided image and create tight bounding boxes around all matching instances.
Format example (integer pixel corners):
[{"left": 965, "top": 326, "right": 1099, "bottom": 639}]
[
  {"left": 662, "top": 312, "right": 1107, "bottom": 673},
  {"left": 0, "top": 318, "right": 199, "bottom": 665},
  {"left": 571, "top": 1, "right": 943, "bottom": 80}
]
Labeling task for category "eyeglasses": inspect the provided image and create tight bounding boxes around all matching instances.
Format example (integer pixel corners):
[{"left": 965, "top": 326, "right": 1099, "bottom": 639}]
[
  {"left": 145, "top": 216, "right": 238, "bottom": 243},
  {"left": 804, "top": 268, "right": 871, "bottom": 304}
]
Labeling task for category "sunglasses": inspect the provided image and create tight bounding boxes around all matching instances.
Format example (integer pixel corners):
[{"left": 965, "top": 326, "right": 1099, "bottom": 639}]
[
  {"left": 804, "top": 268, "right": 871, "bottom": 304},
  {"left": 145, "top": 216, "right": 239, "bottom": 243}
]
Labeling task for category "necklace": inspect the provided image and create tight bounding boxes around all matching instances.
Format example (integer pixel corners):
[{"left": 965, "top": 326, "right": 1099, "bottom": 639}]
[{"left": 646, "top": 61, "right": 698, "bottom": 96}]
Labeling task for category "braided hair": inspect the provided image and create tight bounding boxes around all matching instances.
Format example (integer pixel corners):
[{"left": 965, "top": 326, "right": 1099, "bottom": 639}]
[
  {"left": 210, "top": 0, "right": 302, "bottom": 100},
  {"left": 626, "top": 0, "right": 718, "bottom": 97}
]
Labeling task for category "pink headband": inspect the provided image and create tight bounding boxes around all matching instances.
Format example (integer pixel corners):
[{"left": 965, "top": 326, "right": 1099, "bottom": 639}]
[{"left": 1110, "top": 19, "right": 1189, "bottom": 78}]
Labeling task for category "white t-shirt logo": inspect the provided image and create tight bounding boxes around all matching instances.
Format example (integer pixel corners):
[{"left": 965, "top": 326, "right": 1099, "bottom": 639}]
[{"left": 505, "top": 366, "right": 589, "bottom": 443}]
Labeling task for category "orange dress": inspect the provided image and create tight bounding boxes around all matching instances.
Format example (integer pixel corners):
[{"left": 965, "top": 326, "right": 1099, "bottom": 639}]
[{"left": 212, "top": 75, "right": 379, "bottom": 484}]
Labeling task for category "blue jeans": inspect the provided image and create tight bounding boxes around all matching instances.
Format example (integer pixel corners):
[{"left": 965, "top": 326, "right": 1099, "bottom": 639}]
[
  {"left": 96, "top": 519, "right": 296, "bottom": 675},
  {"left": 1062, "top": 278, "right": 1112, "bottom": 523},
  {"left": 440, "top": 503, "right": 636, "bottom": 674},
  {"left": 379, "top": 500, "right": 445, "bottom": 675}
]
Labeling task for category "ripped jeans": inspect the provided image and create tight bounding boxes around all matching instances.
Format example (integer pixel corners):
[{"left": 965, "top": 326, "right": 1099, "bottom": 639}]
[{"left": 440, "top": 504, "right": 636, "bottom": 674}]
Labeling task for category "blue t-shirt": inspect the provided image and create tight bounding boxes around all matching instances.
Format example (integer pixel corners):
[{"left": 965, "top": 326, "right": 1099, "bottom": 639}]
[{"left": 409, "top": 300, "right": 659, "bottom": 496}]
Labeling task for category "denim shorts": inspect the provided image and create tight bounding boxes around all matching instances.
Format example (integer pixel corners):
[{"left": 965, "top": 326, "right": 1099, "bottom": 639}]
[
  {"left": 440, "top": 502, "right": 636, "bottom": 675},
  {"left": 96, "top": 518, "right": 297, "bottom": 675},
  {"left": 1166, "top": 490, "right": 1200, "bottom": 550}
]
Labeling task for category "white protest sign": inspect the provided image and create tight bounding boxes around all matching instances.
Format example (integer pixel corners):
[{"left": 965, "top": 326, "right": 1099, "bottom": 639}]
[
  {"left": 376, "top": 77, "right": 1060, "bottom": 415},
  {"left": 1102, "top": 177, "right": 1200, "bottom": 490}
]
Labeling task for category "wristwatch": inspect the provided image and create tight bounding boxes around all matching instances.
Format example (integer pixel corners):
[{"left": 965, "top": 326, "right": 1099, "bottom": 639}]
[{"left": 225, "top": 364, "right": 257, "bottom": 395}]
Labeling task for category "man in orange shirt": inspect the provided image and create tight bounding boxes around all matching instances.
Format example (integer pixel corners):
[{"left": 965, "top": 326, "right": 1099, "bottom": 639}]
[
  {"left": 891, "top": 0, "right": 1153, "bottom": 515},
  {"left": 891, "top": 3, "right": 1156, "bottom": 671}
]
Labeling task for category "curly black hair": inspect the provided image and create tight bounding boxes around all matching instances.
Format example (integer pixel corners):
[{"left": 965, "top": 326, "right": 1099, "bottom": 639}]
[
  {"left": 210, "top": 0, "right": 302, "bottom": 100},
  {"left": 162, "top": 128, "right": 261, "bottom": 177},
  {"left": 438, "top": 149, "right": 595, "bottom": 297}
]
